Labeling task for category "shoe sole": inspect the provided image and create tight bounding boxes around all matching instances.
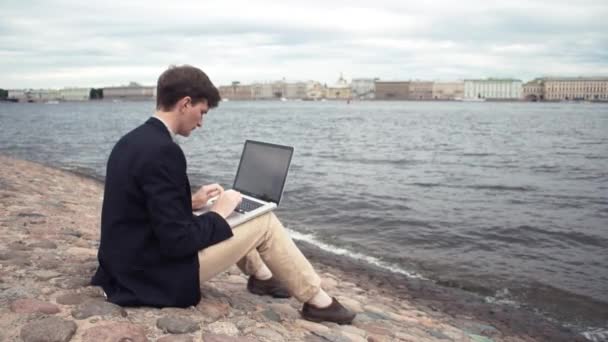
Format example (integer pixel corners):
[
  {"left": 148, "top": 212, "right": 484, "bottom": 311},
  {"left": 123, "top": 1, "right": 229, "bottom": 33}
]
[
  {"left": 248, "top": 287, "right": 292, "bottom": 299},
  {"left": 301, "top": 313, "right": 355, "bottom": 325}
]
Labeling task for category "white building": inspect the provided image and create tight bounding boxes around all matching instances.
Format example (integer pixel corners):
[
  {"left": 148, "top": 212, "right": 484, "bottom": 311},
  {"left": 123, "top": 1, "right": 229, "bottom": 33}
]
[
  {"left": 464, "top": 79, "right": 522, "bottom": 100},
  {"left": 7, "top": 89, "right": 26, "bottom": 102},
  {"left": 285, "top": 82, "right": 307, "bottom": 99},
  {"left": 60, "top": 88, "right": 91, "bottom": 101},
  {"left": 351, "top": 78, "right": 376, "bottom": 99}
]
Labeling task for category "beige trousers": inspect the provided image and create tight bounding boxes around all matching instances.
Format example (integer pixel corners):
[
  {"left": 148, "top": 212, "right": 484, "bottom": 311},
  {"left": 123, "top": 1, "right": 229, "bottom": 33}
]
[{"left": 198, "top": 212, "right": 321, "bottom": 302}]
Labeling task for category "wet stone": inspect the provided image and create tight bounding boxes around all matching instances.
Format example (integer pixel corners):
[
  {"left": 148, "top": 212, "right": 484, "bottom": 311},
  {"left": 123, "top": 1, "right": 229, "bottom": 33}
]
[
  {"left": 8, "top": 240, "right": 31, "bottom": 250},
  {"left": 20, "top": 316, "right": 77, "bottom": 342},
  {"left": 156, "top": 315, "right": 200, "bottom": 334},
  {"left": 71, "top": 299, "right": 127, "bottom": 319},
  {"left": 56, "top": 293, "right": 89, "bottom": 305},
  {"left": 197, "top": 299, "right": 230, "bottom": 322},
  {"left": 82, "top": 322, "right": 148, "bottom": 342},
  {"left": 57, "top": 276, "right": 90, "bottom": 289},
  {"left": 10, "top": 298, "right": 61, "bottom": 314}
]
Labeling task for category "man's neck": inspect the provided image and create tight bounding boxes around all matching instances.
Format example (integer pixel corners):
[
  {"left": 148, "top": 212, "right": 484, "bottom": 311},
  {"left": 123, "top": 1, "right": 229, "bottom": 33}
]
[{"left": 153, "top": 111, "right": 178, "bottom": 137}]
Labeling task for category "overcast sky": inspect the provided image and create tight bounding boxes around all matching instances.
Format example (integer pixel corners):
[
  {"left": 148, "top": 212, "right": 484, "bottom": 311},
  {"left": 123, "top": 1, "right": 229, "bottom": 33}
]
[{"left": 1, "top": 0, "right": 607, "bottom": 89}]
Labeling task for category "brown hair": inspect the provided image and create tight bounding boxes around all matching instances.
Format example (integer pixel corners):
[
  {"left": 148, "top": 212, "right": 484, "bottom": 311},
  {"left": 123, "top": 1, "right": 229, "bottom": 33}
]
[{"left": 156, "top": 65, "right": 221, "bottom": 110}]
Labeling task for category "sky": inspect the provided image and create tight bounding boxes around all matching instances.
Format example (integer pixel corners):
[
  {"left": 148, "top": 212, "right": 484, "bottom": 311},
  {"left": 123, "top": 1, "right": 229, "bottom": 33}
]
[{"left": 1, "top": 0, "right": 607, "bottom": 89}]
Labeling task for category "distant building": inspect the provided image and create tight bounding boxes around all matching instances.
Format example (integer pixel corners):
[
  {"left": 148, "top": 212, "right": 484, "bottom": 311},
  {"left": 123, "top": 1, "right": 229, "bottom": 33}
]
[
  {"left": 541, "top": 77, "right": 608, "bottom": 101},
  {"left": 432, "top": 82, "right": 464, "bottom": 100},
  {"left": 326, "top": 74, "right": 351, "bottom": 100},
  {"left": 409, "top": 81, "right": 433, "bottom": 100},
  {"left": 60, "top": 88, "right": 91, "bottom": 101},
  {"left": 306, "top": 81, "right": 325, "bottom": 100},
  {"left": 103, "top": 83, "right": 155, "bottom": 101},
  {"left": 351, "top": 78, "right": 376, "bottom": 100},
  {"left": 219, "top": 83, "right": 253, "bottom": 100},
  {"left": 522, "top": 79, "right": 544, "bottom": 101},
  {"left": 464, "top": 79, "right": 522, "bottom": 100},
  {"left": 285, "top": 82, "right": 307, "bottom": 99},
  {"left": 251, "top": 83, "right": 274, "bottom": 100},
  {"left": 7, "top": 89, "right": 26, "bottom": 102},
  {"left": 374, "top": 81, "right": 410, "bottom": 100}
]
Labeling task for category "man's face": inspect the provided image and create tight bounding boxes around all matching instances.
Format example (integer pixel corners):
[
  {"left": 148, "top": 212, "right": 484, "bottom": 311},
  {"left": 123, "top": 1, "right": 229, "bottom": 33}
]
[{"left": 178, "top": 98, "right": 209, "bottom": 137}]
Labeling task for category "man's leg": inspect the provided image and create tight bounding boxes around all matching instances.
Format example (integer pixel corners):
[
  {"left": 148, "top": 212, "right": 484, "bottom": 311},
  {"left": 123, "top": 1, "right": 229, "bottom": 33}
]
[{"left": 198, "top": 212, "right": 321, "bottom": 302}]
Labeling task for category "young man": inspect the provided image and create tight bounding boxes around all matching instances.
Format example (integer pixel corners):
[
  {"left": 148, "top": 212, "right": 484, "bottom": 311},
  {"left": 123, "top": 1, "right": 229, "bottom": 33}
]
[{"left": 92, "top": 65, "right": 356, "bottom": 324}]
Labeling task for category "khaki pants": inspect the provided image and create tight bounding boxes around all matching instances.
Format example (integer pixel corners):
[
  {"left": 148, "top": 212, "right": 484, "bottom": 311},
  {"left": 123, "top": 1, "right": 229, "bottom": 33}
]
[{"left": 198, "top": 212, "right": 321, "bottom": 302}]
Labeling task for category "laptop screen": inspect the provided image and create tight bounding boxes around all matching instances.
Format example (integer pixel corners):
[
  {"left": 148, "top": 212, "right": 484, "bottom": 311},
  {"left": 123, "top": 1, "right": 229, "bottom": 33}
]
[{"left": 233, "top": 140, "right": 293, "bottom": 204}]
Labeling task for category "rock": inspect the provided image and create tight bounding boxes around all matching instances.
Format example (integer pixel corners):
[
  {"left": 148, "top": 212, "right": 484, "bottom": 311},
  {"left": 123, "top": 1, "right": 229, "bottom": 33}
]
[
  {"left": 311, "top": 330, "right": 352, "bottom": 342},
  {"left": 0, "top": 286, "right": 34, "bottom": 306},
  {"left": 253, "top": 327, "right": 284, "bottom": 341},
  {"left": 34, "top": 270, "right": 62, "bottom": 281},
  {"left": 201, "top": 334, "right": 256, "bottom": 342},
  {"left": 295, "top": 319, "right": 331, "bottom": 334},
  {"left": 322, "top": 277, "right": 339, "bottom": 289},
  {"left": 336, "top": 297, "right": 364, "bottom": 313},
  {"left": 469, "top": 334, "right": 495, "bottom": 342},
  {"left": 82, "top": 322, "right": 148, "bottom": 342},
  {"left": 157, "top": 335, "right": 195, "bottom": 342},
  {"left": 262, "top": 308, "right": 281, "bottom": 322},
  {"left": 37, "top": 258, "right": 63, "bottom": 269},
  {"left": 234, "top": 317, "right": 257, "bottom": 331},
  {"left": 0, "top": 249, "right": 26, "bottom": 260},
  {"left": 197, "top": 299, "right": 230, "bottom": 322},
  {"left": 206, "top": 321, "right": 239, "bottom": 336},
  {"left": 8, "top": 240, "right": 32, "bottom": 250},
  {"left": 157, "top": 316, "right": 200, "bottom": 334},
  {"left": 18, "top": 212, "right": 46, "bottom": 218},
  {"left": 30, "top": 240, "right": 58, "bottom": 249},
  {"left": 341, "top": 331, "right": 367, "bottom": 342},
  {"left": 71, "top": 299, "right": 127, "bottom": 319},
  {"left": 356, "top": 323, "right": 395, "bottom": 338},
  {"left": 268, "top": 303, "right": 300, "bottom": 321},
  {"left": 61, "top": 227, "right": 82, "bottom": 238},
  {"left": 56, "top": 293, "right": 89, "bottom": 305},
  {"left": 10, "top": 298, "right": 61, "bottom": 314},
  {"left": 20, "top": 316, "right": 77, "bottom": 342},
  {"left": 57, "top": 276, "right": 91, "bottom": 289}
]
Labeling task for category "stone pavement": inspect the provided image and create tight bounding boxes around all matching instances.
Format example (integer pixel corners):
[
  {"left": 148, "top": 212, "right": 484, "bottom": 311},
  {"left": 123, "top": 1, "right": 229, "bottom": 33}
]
[{"left": 0, "top": 155, "right": 585, "bottom": 341}]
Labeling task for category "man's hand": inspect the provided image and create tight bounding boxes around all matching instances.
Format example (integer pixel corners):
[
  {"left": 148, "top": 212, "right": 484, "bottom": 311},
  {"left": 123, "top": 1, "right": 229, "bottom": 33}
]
[
  {"left": 210, "top": 189, "right": 242, "bottom": 218},
  {"left": 192, "top": 183, "right": 224, "bottom": 210}
]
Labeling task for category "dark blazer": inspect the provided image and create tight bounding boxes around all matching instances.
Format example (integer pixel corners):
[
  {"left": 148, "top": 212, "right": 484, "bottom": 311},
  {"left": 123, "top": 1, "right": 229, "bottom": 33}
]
[{"left": 92, "top": 117, "right": 233, "bottom": 308}]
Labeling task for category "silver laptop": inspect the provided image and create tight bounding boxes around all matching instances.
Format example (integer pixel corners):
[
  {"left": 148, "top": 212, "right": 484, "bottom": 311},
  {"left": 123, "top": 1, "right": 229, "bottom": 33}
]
[{"left": 194, "top": 140, "right": 294, "bottom": 227}]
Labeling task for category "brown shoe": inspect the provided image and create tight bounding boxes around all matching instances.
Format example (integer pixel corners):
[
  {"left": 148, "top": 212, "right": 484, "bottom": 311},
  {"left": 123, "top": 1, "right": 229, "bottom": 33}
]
[
  {"left": 301, "top": 297, "right": 356, "bottom": 325},
  {"left": 247, "top": 276, "right": 291, "bottom": 298}
]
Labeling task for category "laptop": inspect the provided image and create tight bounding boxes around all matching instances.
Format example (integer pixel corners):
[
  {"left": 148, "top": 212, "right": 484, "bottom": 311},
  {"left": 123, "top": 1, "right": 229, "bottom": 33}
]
[{"left": 194, "top": 140, "right": 294, "bottom": 227}]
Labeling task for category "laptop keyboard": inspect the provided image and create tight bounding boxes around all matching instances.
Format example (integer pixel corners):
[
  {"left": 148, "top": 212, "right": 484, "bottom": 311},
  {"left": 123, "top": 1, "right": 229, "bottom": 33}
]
[{"left": 235, "top": 198, "right": 264, "bottom": 213}]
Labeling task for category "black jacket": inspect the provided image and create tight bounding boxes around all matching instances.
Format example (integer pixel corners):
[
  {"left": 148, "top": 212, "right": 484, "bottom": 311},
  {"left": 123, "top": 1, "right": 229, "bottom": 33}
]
[{"left": 91, "top": 117, "right": 233, "bottom": 307}]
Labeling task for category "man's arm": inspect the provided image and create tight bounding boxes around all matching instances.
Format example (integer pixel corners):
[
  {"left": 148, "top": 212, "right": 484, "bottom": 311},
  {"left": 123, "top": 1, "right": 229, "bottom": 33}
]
[{"left": 140, "top": 144, "right": 233, "bottom": 259}]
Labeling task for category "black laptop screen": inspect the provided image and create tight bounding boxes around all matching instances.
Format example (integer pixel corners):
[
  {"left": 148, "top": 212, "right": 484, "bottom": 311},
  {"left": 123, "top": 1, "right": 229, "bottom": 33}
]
[{"left": 233, "top": 140, "right": 293, "bottom": 204}]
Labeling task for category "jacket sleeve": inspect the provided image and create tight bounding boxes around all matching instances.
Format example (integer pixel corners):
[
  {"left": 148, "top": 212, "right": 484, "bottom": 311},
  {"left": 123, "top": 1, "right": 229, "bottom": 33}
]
[{"left": 140, "top": 144, "right": 233, "bottom": 259}]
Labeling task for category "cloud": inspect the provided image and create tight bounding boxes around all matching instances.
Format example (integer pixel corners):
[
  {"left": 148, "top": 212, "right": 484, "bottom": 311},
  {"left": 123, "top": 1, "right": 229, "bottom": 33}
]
[{"left": 1, "top": 0, "right": 607, "bottom": 88}]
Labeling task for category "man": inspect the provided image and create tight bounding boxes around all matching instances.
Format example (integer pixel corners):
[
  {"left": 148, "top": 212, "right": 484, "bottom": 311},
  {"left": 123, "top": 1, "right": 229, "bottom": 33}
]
[{"left": 92, "top": 65, "right": 356, "bottom": 324}]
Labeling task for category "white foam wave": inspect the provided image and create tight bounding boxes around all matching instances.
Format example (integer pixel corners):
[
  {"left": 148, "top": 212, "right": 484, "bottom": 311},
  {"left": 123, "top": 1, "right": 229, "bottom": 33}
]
[
  {"left": 286, "top": 228, "right": 425, "bottom": 279},
  {"left": 582, "top": 328, "right": 608, "bottom": 342}
]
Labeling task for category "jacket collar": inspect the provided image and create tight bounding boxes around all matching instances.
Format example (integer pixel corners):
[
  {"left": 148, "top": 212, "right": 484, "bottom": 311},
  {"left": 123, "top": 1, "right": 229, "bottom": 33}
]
[{"left": 146, "top": 117, "right": 175, "bottom": 141}]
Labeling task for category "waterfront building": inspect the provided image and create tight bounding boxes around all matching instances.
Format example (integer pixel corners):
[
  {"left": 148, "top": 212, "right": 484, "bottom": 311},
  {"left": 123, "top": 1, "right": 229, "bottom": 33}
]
[
  {"left": 285, "top": 82, "right": 307, "bottom": 99},
  {"left": 541, "top": 77, "right": 608, "bottom": 101},
  {"left": 219, "top": 83, "right": 253, "bottom": 100},
  {"left": 60, "top": 88, "right": 91, "bottom": 101},
  {"left": 523, "top": 79, "right": 544, "bottom": 101},
  {"left": 251, "top": 83, "right": 274, "bottom": 100},
  {"left": 464, "top": 79, "right": 522, "bottom": 100},
  {"left": 351, "top": 78, "right": 376, "bottom": 100},
  {"left": 374, "top": 81, "right": 410, "bottom": 100},
  {"left": 409, "top": 81, "right": 434, "bottom": 100},
  {"left": 305, "top": 81, "right": 326, "bottom": 100},
  {"left": 103, "top": 83, "right": 155, "bottom": 101},
  {"left": 326, "top": 74, "right": 351, "bottom": 100},
  {"left": 7, "top": 89, "right": 26, "bottom": 102},
  {"left": 432, "top": 82, "right": 464, "bottom": 100}
]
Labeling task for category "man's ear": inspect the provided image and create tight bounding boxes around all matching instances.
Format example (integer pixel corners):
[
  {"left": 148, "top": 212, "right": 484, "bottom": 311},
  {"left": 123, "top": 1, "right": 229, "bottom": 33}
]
[{"left": 177, "top": 96, "right": 192, "bottom": 113}]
